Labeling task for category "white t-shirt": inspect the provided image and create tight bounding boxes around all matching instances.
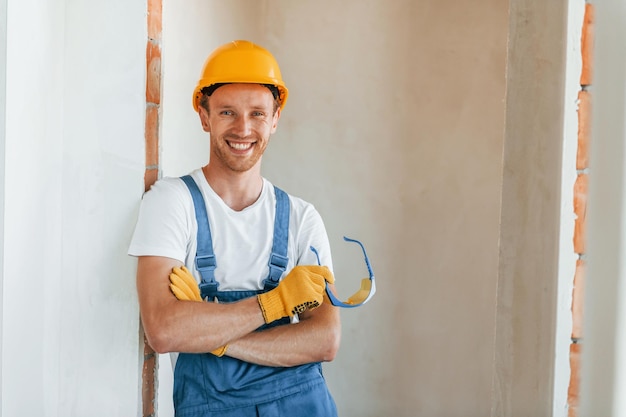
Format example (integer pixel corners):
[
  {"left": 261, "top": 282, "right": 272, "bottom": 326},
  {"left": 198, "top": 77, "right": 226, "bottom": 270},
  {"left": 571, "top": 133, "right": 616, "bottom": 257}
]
[{"left": 128, "top": 168, "right": 333, "bottom": 290}]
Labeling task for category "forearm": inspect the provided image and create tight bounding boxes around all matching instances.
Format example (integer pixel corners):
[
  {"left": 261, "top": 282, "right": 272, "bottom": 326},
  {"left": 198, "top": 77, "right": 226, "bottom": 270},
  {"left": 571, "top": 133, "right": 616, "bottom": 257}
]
[
  {"left": 137, "top": 256, "right": 266, "bottom": 354},
  {"left": 225, "top": 303, "right": 341, "bottom": 367},
  {"left": 144, "top": 297, "right": 266, "bottom": 353},
  {"left": 138, "top": 256, "right": 338, "bottom": 357}
]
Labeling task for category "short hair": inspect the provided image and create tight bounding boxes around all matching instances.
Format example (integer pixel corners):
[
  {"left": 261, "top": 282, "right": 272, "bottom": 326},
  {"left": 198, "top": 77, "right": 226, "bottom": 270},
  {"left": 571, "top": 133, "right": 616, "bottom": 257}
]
[{"left": 199, "top": 83, "right": 281, "bottom": 113}]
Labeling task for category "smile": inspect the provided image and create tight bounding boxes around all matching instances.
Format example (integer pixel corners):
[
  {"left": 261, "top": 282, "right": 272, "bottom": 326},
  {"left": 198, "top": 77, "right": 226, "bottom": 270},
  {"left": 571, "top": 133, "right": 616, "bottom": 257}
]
[{"left": 227, "top": 141, "right": 254, "bottom": 151}]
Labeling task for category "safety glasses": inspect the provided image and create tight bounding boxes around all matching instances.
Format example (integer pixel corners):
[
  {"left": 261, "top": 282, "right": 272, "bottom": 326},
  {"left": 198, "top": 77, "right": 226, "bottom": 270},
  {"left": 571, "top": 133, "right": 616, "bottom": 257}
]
[{"left": 310, "top": 236, "right": 376, "bottom": 308}]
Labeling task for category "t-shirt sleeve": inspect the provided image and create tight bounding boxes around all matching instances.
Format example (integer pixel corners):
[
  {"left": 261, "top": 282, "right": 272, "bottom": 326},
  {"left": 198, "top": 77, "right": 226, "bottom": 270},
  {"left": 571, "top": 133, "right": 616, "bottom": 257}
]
[
  {"left": 292, "top": 201, "right": 334, "bottom": 273},
  {"left": 128, "top": 177, "right": 192, "bottom": 262}
]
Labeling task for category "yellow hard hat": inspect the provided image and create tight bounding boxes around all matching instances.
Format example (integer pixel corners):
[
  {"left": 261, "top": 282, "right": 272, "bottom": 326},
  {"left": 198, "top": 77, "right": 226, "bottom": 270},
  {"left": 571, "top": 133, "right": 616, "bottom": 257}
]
[{"left": 192, "top": 40, "right": 289, "bottom": 112}]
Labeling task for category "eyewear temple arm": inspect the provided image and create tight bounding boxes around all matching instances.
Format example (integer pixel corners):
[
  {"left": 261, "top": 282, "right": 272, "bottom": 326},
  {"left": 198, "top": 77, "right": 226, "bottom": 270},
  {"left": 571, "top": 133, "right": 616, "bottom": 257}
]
[{"left": 310, "top": 236, "right": 376, "bottom": 308}]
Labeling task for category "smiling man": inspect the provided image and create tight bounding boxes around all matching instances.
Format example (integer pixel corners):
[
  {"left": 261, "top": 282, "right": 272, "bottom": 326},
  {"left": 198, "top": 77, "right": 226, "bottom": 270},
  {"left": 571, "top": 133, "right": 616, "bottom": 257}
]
[{"left": 129, "top": 40, "right": 341, "bottom": 416}]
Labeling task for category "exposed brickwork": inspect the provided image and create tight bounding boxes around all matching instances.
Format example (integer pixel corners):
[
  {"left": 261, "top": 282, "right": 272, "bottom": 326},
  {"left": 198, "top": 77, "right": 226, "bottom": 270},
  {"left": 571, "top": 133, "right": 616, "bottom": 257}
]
[
  {"left": 568, "top": 4, "right": 594, "bottom": 416},
  {"left": 580, "top": 4, "right": 594, "bottom": 87},
  {"left": 142, "top": 340, "right": 157, "bottom": 417},
  {"left": 147, "top": 0, "right": 162, "bottom": 41},
  {"left": 571, "top": 259, "right": 585, "bottom": 340},
  {"left": 576, "top": 90, "right": 591, "bottom": 171},
  {"left": 145, "top": 105, "right": 159, "bottom": 160},
  {"left": 568, "top": 342, "right": 582, "bottom": 417},
  {"left": 146, "top": 42, "right": 162, "bottom": 105},
  {"left": 143, "top": 0, "right": 162, "bottom": 414},
  {"left": 573, "top": 173, "right": 588, "bottom": 255},
  {"left": 145, "top": 168, "right": 159, "bottom": 193}
]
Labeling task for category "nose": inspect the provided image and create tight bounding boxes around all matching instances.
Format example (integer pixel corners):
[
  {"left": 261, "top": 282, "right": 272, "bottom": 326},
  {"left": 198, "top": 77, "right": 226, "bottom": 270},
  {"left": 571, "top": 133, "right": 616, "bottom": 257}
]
[{"left": 232, "top": 114, "right": 253, "bottom": 137}]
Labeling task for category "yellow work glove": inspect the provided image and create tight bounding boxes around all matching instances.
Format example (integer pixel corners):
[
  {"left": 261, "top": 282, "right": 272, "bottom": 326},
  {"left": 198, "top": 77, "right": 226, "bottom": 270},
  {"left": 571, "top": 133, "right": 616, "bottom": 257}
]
[
  {"left": 168, "top": 266, "right": 228, "bottom": 357},
  {"left": 257, "top": 265, "right": 334, "bottom": 324},
  {"left": 169, "top": 266, "right": 202, "bottom": 301}
]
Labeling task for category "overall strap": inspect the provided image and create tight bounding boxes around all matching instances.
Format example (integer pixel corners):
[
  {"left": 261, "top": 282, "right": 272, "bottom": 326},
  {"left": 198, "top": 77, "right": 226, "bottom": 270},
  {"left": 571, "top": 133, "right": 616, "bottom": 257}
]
[
  {"left": 263, "top": 186, "right": 290, "bottom": 291},
  {"left": 180, "top": 175, "right": 219, "bottom": 299},
  {"left": 181, "top": 175, "right": 291, "bottom": 298}
]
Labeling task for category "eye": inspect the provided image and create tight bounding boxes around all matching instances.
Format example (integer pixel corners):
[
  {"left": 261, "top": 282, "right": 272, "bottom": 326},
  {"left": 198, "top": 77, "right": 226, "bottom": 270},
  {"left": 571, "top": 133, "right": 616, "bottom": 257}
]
[
  {"left": 251, "top": 111, "right": 265, "bottom": 117},
  {"left": 220, "top": 110, "right": 234, "bottom": 116}
]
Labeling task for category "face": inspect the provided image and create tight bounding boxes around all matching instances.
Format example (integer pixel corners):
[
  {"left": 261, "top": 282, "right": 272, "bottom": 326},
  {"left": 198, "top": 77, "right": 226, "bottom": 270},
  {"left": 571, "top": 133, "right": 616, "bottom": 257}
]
[{"left": 199, "top": 84, "right": 280, "bottom": 174}]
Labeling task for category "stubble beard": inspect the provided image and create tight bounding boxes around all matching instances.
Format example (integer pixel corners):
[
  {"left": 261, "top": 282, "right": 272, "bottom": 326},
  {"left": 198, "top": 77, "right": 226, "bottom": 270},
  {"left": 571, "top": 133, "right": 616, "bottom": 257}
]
[{"left": 212, "top": 135, "right": 267, "bottom": 173}]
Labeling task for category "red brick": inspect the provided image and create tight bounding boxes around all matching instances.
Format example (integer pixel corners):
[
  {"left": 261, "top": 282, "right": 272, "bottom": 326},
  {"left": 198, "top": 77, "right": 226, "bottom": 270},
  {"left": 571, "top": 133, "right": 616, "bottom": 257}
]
[
  {"left": 580, "top": 4, "right": 594, "bottom": 86},
  {"left": 143, "top": 0, "right": 162, "bottom": 411},
  {"left": 573, "top": 174, "right": 588, "bottom": 254},
  {"left": 145, "top": 106, "right": 159, "bottom": 167},
  {"left": 571, "top": 259, "right": 585, "bottom": 339},
  {"left": 142, "top": 341, "right": 157, "bottom": 417},
  {"left": 576, "top": 90, "right": 591, "bottom": 170},
  {"left": 144, "top": 169, "right": 159, "bottom": 193},
  {"left": 147, "top": 0, "right": 162, "bottom": 41},
  {"left": 146, "top": 41, "right": 162, "bottom": 105},
  {"left": 568, "top": 343, "right": 582, "bottom": 417}
]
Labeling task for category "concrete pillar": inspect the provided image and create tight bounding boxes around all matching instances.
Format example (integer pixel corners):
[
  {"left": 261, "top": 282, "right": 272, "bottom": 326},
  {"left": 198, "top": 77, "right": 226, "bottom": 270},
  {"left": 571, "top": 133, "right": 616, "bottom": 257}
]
[{"left": 492, "top": 0, "right": 569, "bottom": 415}]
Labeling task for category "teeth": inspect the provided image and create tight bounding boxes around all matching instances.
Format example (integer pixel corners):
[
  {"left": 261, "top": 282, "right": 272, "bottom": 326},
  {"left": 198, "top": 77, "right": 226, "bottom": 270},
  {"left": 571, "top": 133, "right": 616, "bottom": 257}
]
[{"left": 229, "top": 142, "right": 252, "bottom": 150}]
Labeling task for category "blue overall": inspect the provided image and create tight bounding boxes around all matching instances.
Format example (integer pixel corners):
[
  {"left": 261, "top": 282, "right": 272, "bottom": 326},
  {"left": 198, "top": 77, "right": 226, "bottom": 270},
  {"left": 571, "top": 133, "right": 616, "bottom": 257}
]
[{"left": 174, "top": 176, "right": 338, "bottom": 417}]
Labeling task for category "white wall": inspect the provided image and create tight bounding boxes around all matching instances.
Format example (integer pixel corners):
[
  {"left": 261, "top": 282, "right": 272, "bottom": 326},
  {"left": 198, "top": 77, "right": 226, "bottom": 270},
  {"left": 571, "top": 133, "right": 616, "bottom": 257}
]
[
  {"left": 161, "top": 1, "right": 507, "bottom": 415},
  {"left": 1, "top": 0, "right": 146, "bottom": 416}
]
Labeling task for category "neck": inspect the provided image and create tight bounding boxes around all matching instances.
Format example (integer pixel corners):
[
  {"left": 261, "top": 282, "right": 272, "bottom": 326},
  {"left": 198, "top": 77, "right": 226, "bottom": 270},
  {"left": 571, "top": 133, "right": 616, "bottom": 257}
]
[{"left": 202, "top": 165, "right": 263, "bottom": 211}]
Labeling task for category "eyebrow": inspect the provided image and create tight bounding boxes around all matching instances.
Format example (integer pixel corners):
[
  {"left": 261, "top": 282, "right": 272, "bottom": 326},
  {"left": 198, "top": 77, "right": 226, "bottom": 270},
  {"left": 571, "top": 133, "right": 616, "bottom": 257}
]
[{"left": 212, "top": 103, "right": 272, "bottom": 111}]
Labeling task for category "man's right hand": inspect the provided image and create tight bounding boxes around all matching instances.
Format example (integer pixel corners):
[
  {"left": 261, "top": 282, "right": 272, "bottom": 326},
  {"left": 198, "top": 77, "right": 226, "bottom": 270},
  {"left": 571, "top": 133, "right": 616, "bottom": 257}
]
[{"left": 257, "top": 265, "right": 334, "bottom": 324}]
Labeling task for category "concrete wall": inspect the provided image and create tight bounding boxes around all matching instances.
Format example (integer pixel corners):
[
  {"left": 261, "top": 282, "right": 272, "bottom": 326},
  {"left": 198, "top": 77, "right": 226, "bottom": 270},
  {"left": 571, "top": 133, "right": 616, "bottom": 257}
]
[
  {"left": 161, "top": 1, "right": 508, "bottom": 415},
  {"left": 0, "top": 0, "right": 146, "bottom": 415},
  {"left": 0, "top": 0, "right": 589, "bottom": 416}
]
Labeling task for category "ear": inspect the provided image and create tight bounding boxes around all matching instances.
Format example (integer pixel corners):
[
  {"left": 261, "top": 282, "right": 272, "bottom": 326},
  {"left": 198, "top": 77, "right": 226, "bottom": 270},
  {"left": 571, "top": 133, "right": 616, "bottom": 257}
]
[
  {"left": 270, "top": 108, "right": 281, "bottom": 134},
  {"left": 198, "top": 107, "right": 211, "bottom": 133}
]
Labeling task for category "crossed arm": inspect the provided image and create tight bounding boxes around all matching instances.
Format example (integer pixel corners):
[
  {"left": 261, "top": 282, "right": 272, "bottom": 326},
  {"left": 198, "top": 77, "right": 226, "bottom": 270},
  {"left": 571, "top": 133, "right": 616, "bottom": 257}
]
[{"left": 136, "top": 255, "right": 341, "bottom": 367}]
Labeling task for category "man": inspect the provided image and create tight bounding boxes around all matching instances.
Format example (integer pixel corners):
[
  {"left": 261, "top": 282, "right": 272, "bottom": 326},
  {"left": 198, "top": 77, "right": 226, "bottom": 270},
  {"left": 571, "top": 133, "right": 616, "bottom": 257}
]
[{"left": 129, "top": 40, "right": 341, "bottom": 416}]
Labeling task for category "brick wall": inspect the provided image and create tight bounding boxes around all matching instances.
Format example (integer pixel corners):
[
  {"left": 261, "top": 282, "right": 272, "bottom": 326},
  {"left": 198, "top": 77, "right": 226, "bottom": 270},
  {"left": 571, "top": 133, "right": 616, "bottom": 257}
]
[
  {"left": 143, "top": 0, "right": 162, "bottom": 415},
  {"left": 568, "top": 3, "right": 594, "bottom": 416}
]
